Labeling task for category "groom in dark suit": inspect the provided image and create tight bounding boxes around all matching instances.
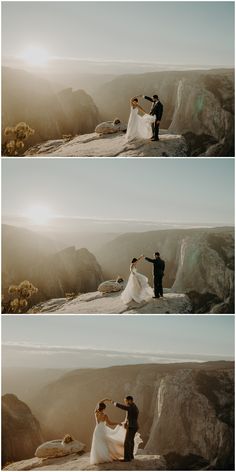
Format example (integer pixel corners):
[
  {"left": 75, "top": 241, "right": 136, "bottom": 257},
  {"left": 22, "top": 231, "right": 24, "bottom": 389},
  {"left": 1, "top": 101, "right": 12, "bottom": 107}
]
[
  {"left": 145, "top": 252, "right": 165, "bottom": 298},
  {"left": 143, "top": 94, "right": 163, "bottom": 141},
  {"left": 107, "top": 396, "right": 139, "bottom": 462}
]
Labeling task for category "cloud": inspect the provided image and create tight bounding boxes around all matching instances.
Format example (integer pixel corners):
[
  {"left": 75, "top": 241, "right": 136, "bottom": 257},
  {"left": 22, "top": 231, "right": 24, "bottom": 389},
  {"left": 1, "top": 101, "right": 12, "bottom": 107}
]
[{"left": 2, "top": 341, "right": 232, "bottom": 363}]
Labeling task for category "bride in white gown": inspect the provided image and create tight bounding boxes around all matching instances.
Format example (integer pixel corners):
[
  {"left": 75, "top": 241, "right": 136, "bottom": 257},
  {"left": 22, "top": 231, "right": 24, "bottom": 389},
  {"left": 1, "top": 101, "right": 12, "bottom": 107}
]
[
  {"left": 126, "top": 97, "right": 156, "bottom": 142},
  {"left": 90, "top": 402, "right": 142, "bottom": 465},
  {"left": 121, "top": 255, "right": 153, "bottom": 304}
]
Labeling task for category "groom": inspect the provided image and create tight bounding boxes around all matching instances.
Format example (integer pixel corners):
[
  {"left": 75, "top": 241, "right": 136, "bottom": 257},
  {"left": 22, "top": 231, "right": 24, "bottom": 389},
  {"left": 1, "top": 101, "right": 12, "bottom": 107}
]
[
  {"left": 145, "top": 252, "right": 165, "bottom": 298},
  {"left": 106, "top": 396, "right": 139, "bottom": 462},
  {"left": 138, "top": 94, "right": 163, "bottom": 141}
]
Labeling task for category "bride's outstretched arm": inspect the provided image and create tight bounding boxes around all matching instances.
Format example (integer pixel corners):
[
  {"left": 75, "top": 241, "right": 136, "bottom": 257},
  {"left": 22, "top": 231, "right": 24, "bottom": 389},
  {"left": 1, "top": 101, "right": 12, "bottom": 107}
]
[
  {"left": 137, "top": 255, "right": 144, "bottom": 262},
  {"left": 136, "top": 104, "right": 147, "bottom": 115}
]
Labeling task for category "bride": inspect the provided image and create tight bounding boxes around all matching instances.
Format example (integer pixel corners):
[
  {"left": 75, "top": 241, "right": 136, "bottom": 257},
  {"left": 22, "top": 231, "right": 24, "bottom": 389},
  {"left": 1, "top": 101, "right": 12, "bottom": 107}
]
[
  {"left": 126, "top": 97, "right": 156, "bottom": 142},
  {"left": 121, "top": 255, "right": 153, "bottom": 304},
  {"left": 90, "top": 401, "right": 142, "bottom": 465}
]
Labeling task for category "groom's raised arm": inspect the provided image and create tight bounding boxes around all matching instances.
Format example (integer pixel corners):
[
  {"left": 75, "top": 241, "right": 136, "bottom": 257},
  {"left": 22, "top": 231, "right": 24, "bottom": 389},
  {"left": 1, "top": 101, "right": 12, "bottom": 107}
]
[
  {"left": 143, "top": 95, "right": 154, "bottom": 103},
  {"left": 113, "top": 402, "right": 129, "bottom": 411},
  {"left": 145, "top": 257, "right": 155, "bottom": 263}
]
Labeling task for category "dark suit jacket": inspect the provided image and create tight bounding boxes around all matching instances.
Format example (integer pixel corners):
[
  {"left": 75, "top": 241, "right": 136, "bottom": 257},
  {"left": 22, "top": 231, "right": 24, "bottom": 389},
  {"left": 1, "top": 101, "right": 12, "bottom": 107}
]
[
  {"left": 115, "top": 402, "right": 139, "bottom": 429},
  {"left": 145, "top": 257, "right": 165, "bottom": 277},
  {"left": 144, "top": 96, "right": 163, "bottom": 121}
]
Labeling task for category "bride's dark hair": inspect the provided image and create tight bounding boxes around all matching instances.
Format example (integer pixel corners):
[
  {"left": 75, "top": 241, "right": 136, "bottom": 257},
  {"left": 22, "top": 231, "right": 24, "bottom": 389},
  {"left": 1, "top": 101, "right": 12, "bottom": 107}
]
[
  {"left": 132, "top": 258, "right": 138, "bottom": 263},
  {"left": 95, "top": 402, "right": 106, "bottom": 413}
]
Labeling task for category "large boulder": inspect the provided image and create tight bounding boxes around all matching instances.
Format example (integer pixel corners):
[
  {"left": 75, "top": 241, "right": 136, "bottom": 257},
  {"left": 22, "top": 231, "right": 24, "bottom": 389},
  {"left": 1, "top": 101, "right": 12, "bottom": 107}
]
[
  {"left": 35, "top": 438, "right": 85, "bottom": 458},
  {"left": 2, "top": 394, "right": 43, "bottom": 466}
]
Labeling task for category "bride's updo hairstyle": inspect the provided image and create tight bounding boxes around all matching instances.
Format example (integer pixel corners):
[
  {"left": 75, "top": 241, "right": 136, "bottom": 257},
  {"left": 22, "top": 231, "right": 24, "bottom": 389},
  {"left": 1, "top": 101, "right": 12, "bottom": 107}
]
[
  {"left": 132, "top": 258, "right": 138, "bottom": 264},
  {"left": 131, "top": 97, "right": 138, "bottom": 106},
  {"left": 95, "top": 402, "right": 106, "bottom": 413}
]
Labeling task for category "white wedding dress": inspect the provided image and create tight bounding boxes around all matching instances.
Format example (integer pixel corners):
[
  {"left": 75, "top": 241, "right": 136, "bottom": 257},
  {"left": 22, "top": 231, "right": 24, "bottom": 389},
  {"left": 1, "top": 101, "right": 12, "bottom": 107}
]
[
  {"left": 121, "top": 265, "right": 153, "bottom": 304},
  {"left": 90, "top": 420, "right": 142, "bottom": 465},
  {"left": 126, "top": 107, "right": 156, "bottom": 142}
]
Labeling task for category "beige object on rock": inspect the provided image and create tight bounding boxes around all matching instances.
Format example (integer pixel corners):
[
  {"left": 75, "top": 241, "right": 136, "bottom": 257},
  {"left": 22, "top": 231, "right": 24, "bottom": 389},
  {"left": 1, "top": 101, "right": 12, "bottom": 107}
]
[
  {"left": 95, "top": 119, "right": 127, "bottom": 135},
  {"left": 35, "top": 439, "right": 85, "bottom": 458},
  {"left": 98, "top": 279, "right": 124, "bottom": 293}
]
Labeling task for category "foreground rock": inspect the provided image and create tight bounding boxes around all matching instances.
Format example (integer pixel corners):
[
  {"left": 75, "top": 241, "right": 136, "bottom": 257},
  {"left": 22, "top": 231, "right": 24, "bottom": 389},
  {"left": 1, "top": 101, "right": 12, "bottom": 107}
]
[
  {"left": 25, "top": 131, "right": 187, "bottom": 157},
  {"left": 4, "top": 453, "right": 167, "bottom": 470},
  {"left": 2, "top": 394, "right": 43, "bottom": 466},
  {"left": 36, "top": 439, "right": 85, "bottom": 458},
  {"left": 29, "top": 289, "right": 192, "bottom": 314}
]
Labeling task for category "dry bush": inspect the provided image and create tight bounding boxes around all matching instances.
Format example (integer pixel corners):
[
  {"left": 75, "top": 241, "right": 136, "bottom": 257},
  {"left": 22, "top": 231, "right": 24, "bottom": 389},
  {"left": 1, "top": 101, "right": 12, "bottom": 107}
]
[
  {"left": 2, "top": 280, "right": 38, "bottom": 314},
  {"left": 3, "top": 122, "right": 35, "bottom": 156}
]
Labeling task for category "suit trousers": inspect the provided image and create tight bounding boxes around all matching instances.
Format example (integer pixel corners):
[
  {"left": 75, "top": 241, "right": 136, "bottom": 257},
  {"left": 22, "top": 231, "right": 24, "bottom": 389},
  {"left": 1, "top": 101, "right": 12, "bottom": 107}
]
[
  {"left": 152, "top": 121, "right": 160, "bottom": 140},
  {"left": 154, "top": 274, "right": 163, "bottom": 297},
  {"left": 124, "top": 427, "right": 137, "bottom": 460}
]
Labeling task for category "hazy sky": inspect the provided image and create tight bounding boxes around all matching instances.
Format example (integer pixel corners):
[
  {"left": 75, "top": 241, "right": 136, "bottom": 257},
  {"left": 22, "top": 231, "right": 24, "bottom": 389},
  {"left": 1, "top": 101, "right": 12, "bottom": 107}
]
[
  {"left": 2, "top": 1, "right": 234, "bottom": 67},
  {"left": 2, "top": 315, "right": 234, "bottom": 369},
  {"left": 2, "top": 158, "right": 235, "bottom": 225}
]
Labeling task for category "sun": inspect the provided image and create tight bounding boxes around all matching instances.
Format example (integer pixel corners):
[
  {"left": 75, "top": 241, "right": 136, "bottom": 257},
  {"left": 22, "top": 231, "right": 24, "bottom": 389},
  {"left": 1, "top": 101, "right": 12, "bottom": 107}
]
[
  {"left": 21, "top": 46, "right": 50, "bottom": 67},
  {"left": 26, "top": 205, "right": 51, "bottom": 226}
]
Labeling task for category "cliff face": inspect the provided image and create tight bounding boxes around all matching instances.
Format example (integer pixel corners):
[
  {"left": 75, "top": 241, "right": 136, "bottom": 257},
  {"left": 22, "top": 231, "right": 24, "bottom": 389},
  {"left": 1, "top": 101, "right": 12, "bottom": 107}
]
[
  {"left": 145, "top": 369, "right": 234, "bottom": 469},
  {"left": 98, "top": 227, "right": 234, "bottom": 314},
  {"left": 2, "top": 394, "right": 43, "bottom": 466}
]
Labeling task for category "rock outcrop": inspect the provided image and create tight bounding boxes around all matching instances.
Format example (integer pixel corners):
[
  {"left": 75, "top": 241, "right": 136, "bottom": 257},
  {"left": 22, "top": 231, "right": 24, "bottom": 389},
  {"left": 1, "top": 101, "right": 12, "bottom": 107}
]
[
  {"left": 2, "top": 394, "right": 43, "bottom": 466},
  {"left": 4, "top": 452, "right": 167, "bottom": 470},
  {"left": 28, "top": 289, "right": 192, "bottom": 314},
  {"left": 25, "top": 130, "right": 188, "bottom": 157}
]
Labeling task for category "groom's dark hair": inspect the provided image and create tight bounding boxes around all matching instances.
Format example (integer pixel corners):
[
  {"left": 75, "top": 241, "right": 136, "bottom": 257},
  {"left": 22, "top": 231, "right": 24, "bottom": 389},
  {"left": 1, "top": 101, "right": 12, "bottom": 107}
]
[
  {"left": 153, "top": 94, "right": 159, "bottom": 100},
  {"left": 126, "top": 395, "right": 133, "bottom": 401},
  {"left": 155, "top": 252, "right": 160, "bottom": 257}
]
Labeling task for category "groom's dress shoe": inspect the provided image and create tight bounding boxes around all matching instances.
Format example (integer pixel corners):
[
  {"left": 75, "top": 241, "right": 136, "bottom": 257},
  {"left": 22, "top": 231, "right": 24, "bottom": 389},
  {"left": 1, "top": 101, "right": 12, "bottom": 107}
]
[{"left": 153, "top": 296, "right": 159, "bottom": 298}]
